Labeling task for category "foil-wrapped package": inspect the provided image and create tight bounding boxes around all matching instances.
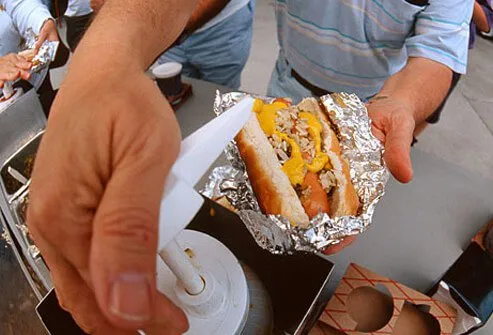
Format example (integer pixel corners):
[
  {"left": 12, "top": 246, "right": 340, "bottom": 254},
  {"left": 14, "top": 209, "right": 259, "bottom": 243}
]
[
  {"left": 22, "top": 28, "right": 59, "bottom": 73},
  {"left": 202, "top": 91, "right": 389, "bottom": 254},
  {"left": 23, "top": 28, "right": 39, "bottom": 50}
]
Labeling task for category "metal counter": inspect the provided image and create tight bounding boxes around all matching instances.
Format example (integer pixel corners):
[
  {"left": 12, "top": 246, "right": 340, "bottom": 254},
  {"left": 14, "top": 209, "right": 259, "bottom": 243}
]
[{"left": 0, "top": 89, "right": 47, "bottom": 334}]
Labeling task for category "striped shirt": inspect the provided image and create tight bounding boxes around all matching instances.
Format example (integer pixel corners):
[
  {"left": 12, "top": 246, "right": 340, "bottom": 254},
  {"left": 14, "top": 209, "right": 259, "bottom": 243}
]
[{"left": 275, "top": 0, "right": 474, "bottom": 100}]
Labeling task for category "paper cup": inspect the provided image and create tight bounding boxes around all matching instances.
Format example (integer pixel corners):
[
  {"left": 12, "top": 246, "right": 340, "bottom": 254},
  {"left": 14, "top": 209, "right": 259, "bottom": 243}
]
[{"left": 153, "top": 62, "right": 183, "bottom": 96}]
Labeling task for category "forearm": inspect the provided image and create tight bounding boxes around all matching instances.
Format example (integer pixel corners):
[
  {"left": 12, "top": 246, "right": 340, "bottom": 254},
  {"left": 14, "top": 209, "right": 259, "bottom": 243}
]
[
  {"left": 376, "top": 57, "right": 452, "bottom": 124},
  {"left": 473, "top": 1, "right": 491, "bottom": 32},
  {"left": 186, "top": 0, "right": 230, "bottom": 33},
  {"left": 69, "top": 0, "right": 196, "bottom": 76},
  {"left": 5, "top": 0, "right": 52, "bottom": 36}
]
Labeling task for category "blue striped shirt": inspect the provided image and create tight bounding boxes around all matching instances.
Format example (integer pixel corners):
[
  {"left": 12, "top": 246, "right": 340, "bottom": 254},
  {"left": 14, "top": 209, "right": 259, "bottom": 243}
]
[{"left": 275, "top": 0, "right": 474, "bottom": 99}]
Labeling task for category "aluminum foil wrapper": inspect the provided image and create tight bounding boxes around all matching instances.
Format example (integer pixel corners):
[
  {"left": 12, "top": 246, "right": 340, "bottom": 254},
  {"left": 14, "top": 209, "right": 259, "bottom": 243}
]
[
  {"left": 202, "top": 91, "right": 389, "bottom": 254},
  {"left": 1, "top": 229, "right": 13, "bottom": 248},
  {"left": 22, "top": 28, "right": 59, "bottom": 73},
  {"left": 23, "top": 28, "right": 39, "bottom": 50}
]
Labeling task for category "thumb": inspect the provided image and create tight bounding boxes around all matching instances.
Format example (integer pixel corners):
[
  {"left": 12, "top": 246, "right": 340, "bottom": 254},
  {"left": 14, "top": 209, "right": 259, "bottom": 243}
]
[
  {"left": 35, "top": 34, "right": 46, "bottom": 51},
  {"left": 90, "top": 129, "right": 187, "bottom": 332},
  {"left": 384, "top": 116, "right": 414, "bottom": 183},
  {"left": 36, "top": 25, "right": 49, "bottom": 50}
]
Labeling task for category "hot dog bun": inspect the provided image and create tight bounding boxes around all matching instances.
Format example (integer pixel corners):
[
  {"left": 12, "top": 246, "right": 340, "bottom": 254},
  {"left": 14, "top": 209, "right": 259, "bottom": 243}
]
[
  {"left": 236, "top": 97, "right": 359, "bottom": 227},
  {"left": 236, "top": 113, "right": 310, "bottom": 225}
]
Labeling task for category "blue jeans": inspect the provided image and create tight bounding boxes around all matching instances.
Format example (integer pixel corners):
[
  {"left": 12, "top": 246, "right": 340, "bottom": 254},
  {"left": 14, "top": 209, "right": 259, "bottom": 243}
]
[
  {"left": 159, "top": 1, "right": 254, "bottom": 89},
  {"left": 267, "top": 52, "right": 314, "bottom": 104}
]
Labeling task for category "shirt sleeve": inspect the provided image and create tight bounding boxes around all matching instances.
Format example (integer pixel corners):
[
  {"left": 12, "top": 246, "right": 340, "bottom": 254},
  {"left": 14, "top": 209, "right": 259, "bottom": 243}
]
[
  {"left": 4, "top": 0, "right": 53, "bottom": 38},
  {"left": 405, "top": 0, "right": 474, "bottom": 74}
]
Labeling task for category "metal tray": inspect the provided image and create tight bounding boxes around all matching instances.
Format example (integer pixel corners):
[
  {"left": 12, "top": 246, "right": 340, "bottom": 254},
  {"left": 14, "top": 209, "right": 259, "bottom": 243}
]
[
  {"left": 0, "top": 88, "right": 51, "bottom": 333},
  {"left": 0, "top": 133, "right": 52, "bottom": 298},
  {"left": 0, "top": 132, "right": 42, "bottom": 202},
  {"left": 6, "top": 187, "right": 51, "bottom": 298}
]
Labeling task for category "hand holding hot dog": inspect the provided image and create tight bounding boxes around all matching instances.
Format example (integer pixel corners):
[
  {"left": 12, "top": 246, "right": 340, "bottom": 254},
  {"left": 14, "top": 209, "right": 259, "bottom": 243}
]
[
  {"left": 367, "top": 96, "right": 415, "bottom": 184},
  {"left": 35, "top": 19, "right": 59, "bottom": 51},
  {"left": 0, "top": 53, "right": 31, "bottom": 89}
]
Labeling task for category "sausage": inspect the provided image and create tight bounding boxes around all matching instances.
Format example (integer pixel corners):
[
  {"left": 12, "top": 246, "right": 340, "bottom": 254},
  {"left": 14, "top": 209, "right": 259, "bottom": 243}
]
[
  {"left": 273, "top": 97, "right": 292, "bottom": 106},
  {"left": 301, "top": 172, "right": 331, "bottom": 219}
]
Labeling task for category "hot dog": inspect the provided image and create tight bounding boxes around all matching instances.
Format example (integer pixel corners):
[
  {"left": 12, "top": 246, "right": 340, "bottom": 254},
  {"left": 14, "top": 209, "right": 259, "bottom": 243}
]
[
  {"left": 301, "top": 171, "right": 331, "bottom": 219},
  {"left": 235, "top": 97, "right": 359, "bottom": 227}
]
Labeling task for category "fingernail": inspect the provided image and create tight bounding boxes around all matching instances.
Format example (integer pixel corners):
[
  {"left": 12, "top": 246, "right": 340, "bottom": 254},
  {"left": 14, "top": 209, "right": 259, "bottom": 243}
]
[
  {"left": 175, "top": 310, "right": 189, "bottom": 333},
  {"left": 109, "top": 273, "right": 152, "bottom": 322}
]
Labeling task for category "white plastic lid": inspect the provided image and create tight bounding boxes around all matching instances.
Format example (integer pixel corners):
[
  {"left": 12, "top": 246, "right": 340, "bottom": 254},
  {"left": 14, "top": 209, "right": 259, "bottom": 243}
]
[{"left": 152, "top": 62, "right": 183, "bottom": 79}]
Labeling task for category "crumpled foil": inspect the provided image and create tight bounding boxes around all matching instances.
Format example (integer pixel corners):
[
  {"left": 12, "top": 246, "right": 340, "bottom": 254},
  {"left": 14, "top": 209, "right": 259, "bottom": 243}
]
[
  {"left": 1, "top": 229, "right": 13, "bottom": 248},
  {"left": 202, "top": 91, "right": 389, "bottom": 254},
  {"left": 23, "top": 28, "right": 39, "bottom": 50},
  {"left": 22, "top": 28, "right": 59, "bottom": 73}
]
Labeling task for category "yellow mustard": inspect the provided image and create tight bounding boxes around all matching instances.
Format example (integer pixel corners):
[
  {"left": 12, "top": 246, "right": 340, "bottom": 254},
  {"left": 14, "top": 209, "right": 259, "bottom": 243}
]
[
  {"left": 298, "top": 112, "right": 329, "bottom": 172},
  {"left": 253, "top": 100, "right": 288, "bottom": 136},
  {"left": 278, "top": 133, "right": 305, "bottom": 185},
  {"left": 253, "top": 99, "right": 329, "bottom": 185}
]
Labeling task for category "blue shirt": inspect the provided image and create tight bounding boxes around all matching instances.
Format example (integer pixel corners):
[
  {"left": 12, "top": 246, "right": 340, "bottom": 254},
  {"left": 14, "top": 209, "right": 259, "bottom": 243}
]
[
  {"left": 0, "top": 0, "right": 52, "bottom": 56},
  {"left": 0, "top": 0, "right": 52, "bottom": 90},
  {"left": 275, "top": 0, "right": 474, "bottom": 100}
]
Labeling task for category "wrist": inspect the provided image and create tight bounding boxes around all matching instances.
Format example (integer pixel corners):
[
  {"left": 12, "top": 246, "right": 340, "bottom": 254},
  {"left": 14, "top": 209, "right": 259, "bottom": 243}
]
[
  {"left": 64, "top": 42, "right": 143, "bottom": 91},
  {"left": 371, "top": 93, "right": 418, "bottom": 122},
  {"left": 82, "top": 2, "right": 189, "bottom": 69}
]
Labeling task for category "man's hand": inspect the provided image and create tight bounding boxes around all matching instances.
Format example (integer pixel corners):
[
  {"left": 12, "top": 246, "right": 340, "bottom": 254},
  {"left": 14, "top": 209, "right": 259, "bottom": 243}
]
[
  {"left": 27, "top": 59, "right": 188, "bottom": 334},
  {"left": 27, "top": 0, "right": 196, "bottom": 332},
  {"left": 367, "top": 96, "right": 415, "bottom": 183},
  {"left": 366, "top": 57, "right": 452, "bottom": 184},
  {"left": 36, "top": 19, "right": 59, "bottom": 50},
  {"left": 323, "top": 96, "right": 415, "bottom": 255},
  {"left": 323, "top": 236, "right": 357, "bottom": 255},
  {"left": 0, "top": 53, "right": 31, "bottom": 88}
]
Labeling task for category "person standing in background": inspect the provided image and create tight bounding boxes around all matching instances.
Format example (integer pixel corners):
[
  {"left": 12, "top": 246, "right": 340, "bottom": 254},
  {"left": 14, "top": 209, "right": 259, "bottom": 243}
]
[
  {"left": 0, "top": 0, "right": 57, "bottom": 56},
  {"left": 424, "top": 0, "right": 493, "bottom": 128},
  {"left": 0, "top": 0, "right": 67, "bottom": 113},
  {"left": 471, "top": 0, "right": 493, "bottom": 43},
  {"left": 157, "top": 0, "right": 255, "bottom": 89},
  {"left": 39, "top": 0, "right": 93, "bottom": 52},
  {"left": 91, "top": 0, "right": 255, "bottom": 89},
  {"left": 267, "top": 0, "right": 474, "bottom": 179},
  {"left": 63, "top": 0, "right": 93, "bottom": 52}
]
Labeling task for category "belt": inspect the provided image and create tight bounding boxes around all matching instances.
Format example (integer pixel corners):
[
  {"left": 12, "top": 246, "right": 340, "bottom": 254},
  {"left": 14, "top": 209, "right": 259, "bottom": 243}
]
[{"left": 290, "top": 68, "right": 331, "bottom": 97}]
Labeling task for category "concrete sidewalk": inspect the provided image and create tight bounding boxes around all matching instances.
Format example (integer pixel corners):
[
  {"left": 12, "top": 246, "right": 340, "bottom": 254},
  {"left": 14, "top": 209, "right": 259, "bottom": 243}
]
[{"left": 241, "top": 0, "right": 493, "bottom": 181}]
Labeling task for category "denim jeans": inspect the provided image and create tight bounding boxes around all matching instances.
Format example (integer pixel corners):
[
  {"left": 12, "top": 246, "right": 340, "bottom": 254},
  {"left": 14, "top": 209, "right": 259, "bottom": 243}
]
[{"left": 158, "top": 1, "right": 255, "bottom": 89}]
